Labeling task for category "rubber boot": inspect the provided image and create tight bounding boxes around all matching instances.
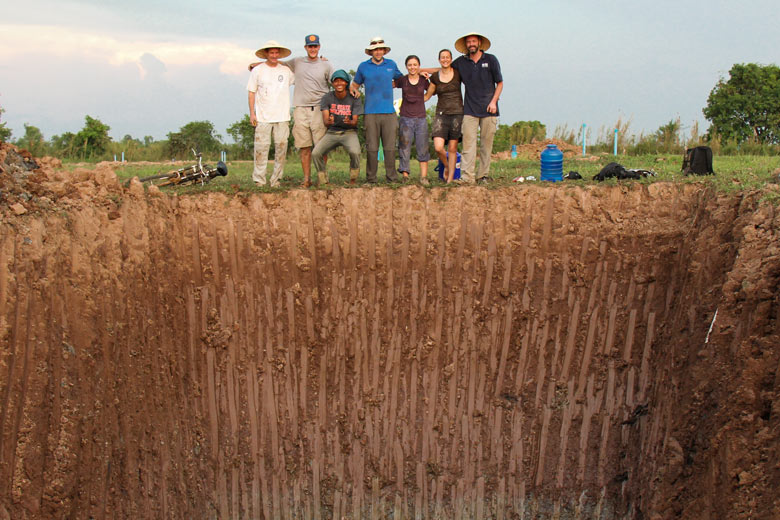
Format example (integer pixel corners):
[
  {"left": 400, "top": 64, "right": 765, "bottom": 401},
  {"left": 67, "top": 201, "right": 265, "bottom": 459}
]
[
  {"left": 349, "top": 169, "right": 359, "bottom": 185},
  {"left": 317, "top": 171, "right": 328, "bottom": 185}
]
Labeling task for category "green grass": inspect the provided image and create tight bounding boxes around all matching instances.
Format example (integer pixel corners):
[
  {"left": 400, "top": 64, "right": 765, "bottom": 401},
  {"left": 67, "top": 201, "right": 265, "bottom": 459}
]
[{"left": 109, "top": 150, "right": 780, "bottom": 196}]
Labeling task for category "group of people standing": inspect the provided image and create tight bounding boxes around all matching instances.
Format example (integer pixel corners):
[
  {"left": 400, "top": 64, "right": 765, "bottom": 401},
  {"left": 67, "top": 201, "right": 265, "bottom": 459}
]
[{"left": 246, "top": 32, "right": 503, "bottom": 188}]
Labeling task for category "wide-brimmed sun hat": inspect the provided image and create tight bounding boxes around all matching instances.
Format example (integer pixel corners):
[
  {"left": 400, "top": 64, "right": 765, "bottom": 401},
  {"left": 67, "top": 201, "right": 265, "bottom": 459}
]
[
  {"left": 454, "top": 32, "right": 491, "bottom": 54},
  {"left": 255, "top": 40, "right": 292, "bottom": 59},
  {"left": 365, "top": 36, "right": 390, "bottom": 55}
]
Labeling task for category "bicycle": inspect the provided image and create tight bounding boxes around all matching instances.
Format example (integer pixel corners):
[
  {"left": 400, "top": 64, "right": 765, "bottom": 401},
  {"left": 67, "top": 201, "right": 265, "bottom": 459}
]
[{"left": 137, "top": 150, "right": 228, "bottom": 187}]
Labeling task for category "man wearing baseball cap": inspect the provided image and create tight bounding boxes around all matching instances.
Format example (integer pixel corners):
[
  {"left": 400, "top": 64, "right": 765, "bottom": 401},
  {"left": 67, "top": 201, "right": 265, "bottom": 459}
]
[
  {"left": 350, "top": 37, "right": 403, "bottom": 183},
  {"left": 312, "top": 70, "right": 364, "bottom": 185},
  {"left": 247, "top": 40, "right": 294, "bottom": 188},
  {"left": 250, "top": 34, "right": 334, "bottom": 188},
  {"left": 451, "top": 32, "right": 504, "bottom": 184}
]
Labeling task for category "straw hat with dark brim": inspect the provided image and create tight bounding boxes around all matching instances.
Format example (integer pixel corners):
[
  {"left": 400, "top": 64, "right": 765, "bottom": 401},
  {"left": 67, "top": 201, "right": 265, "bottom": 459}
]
[
  {"left": 365, "top": 36, "right": 391, "bottom": 56},
  {"left": 454, "top": 32, "right": 491, "bottom": 54},
  {"left": 255, "top": 40, "right": 292, "bottom": 59}
]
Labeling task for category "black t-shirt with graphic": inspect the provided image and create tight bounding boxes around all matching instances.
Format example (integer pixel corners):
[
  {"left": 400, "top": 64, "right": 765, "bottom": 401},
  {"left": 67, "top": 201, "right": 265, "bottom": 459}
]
[{"left": 320, "top": 91, "right": 364, "bottom": 131}]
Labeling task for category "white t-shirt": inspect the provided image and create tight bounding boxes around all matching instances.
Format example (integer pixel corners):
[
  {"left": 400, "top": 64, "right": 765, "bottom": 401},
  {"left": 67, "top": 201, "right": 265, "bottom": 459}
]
[{"left": 246, "top": 63, "right": 294, "bottom": 123}]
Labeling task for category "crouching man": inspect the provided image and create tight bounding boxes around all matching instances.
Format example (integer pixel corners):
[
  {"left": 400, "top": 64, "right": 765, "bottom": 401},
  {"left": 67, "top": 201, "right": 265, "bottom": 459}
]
[{"left": 312, "top": 70, "right": 364, "bottom": 185}]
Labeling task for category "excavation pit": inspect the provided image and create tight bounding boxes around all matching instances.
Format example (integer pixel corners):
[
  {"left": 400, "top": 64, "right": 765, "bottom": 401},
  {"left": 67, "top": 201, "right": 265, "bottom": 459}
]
[{"left": 1, "top": 173, "right": 779, "bottom": 518}]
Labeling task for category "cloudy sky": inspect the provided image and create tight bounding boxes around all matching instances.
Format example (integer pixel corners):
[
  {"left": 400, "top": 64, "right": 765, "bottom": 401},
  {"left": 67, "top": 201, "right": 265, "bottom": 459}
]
[{"left": 1, "top": 0, "right": 778, "bottom": 144}]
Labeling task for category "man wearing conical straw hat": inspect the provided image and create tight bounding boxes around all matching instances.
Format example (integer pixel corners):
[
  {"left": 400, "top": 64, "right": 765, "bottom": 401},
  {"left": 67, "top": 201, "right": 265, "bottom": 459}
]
[
  {"left": 451, "top": 31, "right": 503, "bottom": 184},
  {"left": 247, "top": 40, "right": 294, "bottom": 187}
]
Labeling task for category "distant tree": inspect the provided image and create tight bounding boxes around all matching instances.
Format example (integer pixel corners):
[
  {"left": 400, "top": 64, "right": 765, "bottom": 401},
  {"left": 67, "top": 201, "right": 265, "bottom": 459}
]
[
  {"left": 167, "top": 121, "right": 222, "bottom": 158},
  {"left": 0, "top": 105, "right": 11, "bottom": 142},
  {"left": 703, "top": 63, "right": 780, "bottom": 144},
  {"left": 116, "top": 134, "right": 143, "bottom": 161},
  {"left": 51, "top": 132, "right": 77, "bottom": 157},
  {"left": 74, "top": 115, "right": 112, "bottom": 159},
  {"left": 654, "top": 118, "right": 682, "bottom": 153},
  {"left": 492, "top": 120, "right": 547, "bottom": 152},
  {"left": 15, "top": 124, "right": 46, "bottom": 156},
  {"left": 143, "top": 135, "right": 155, "bottom": 146},
  {"left": 226, "top": 115, "right": 255, "bottom": 158}
]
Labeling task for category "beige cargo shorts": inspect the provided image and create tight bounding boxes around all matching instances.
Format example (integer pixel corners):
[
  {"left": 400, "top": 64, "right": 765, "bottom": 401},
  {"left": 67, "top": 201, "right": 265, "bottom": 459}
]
[{"left": 292, "top": 106, "right": 327, "bottom": 149}]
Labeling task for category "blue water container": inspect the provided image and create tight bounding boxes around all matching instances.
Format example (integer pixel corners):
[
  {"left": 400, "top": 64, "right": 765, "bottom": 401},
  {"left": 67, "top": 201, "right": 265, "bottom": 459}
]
[
  {"left": 540, "top": 144, "right": 563, "bottom": 182},
  {"left": 435, "top": 152, "right": 461, "bottom": 181}
]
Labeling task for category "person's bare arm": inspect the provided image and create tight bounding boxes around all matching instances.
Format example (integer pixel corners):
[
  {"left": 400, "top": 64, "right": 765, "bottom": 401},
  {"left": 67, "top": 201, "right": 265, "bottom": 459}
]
[
  {"left": 345, "top": 114, "right": 359, "bottom": 128},
  {"left": 487, "top": 81, "right": 503, "bottom": 114},
  {"left": 249, "top": 59, "right": 293, "bottom": 71},
  {"left": 322, "top": 109, "right": 334, "bottom": 128},
  {"left": 349, "top": 81, "right": 361, "bottom": 98},
  {"left": 424, "top": 82, "right": 436, "bottom": 102},
  {"left": 248, "top": 91, "right": 257, "bottom": 126}
]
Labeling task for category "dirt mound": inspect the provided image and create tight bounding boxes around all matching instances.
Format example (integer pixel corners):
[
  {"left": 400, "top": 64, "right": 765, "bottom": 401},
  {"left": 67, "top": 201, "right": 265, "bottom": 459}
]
[
  {"left": 0, "top": 142, "right": 121, "bottom": 218},
  {"left": 493, "top": 138, "right": 583, "bottom": 160}
]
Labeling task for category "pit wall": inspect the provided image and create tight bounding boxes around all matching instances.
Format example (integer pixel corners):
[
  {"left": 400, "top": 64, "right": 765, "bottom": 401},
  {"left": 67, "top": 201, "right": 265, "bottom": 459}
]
[{"left": 0, "top": 180, "right": 777, "bottom": 519}]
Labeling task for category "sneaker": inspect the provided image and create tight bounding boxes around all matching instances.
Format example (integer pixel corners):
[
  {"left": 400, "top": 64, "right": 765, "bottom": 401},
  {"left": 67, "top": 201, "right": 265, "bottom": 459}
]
[
  {"left": 477, "top": 177, "right": 493, "bottom": 185},
  {"left": 420, "top": 177, "right": 430, "bottom": 186}
]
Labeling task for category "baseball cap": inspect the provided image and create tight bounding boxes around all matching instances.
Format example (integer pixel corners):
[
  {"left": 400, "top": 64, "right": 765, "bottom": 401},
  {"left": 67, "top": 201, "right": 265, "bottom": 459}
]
[{"left": 305, "top": 34, "right": 320, "bottom": 46}]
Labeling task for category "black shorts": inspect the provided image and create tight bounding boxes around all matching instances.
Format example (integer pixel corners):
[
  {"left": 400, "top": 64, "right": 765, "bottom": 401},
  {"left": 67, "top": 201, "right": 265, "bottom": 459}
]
[{"left": 431, "top": 113, "right": 463, "bottom": 141}]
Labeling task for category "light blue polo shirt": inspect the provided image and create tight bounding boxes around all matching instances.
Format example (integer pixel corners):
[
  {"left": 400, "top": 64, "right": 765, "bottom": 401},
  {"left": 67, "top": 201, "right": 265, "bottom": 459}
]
[{"left": 353, "top": 58, "right": 403, "bottom": 114}]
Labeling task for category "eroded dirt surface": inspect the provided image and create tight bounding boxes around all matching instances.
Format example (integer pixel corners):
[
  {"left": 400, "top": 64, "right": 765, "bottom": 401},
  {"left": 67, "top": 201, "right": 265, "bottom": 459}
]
[
  {"left": 0, "top": 143, "right": 779, "bottom": 518},
  {"left": 493, "top": 138, "right": 583, "bottom": 161}
]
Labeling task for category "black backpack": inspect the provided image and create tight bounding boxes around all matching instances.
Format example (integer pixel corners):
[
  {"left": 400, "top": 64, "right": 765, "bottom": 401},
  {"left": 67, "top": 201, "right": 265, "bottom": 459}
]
[
  {"left": 682, "top": 146, "right": 714, "bottom": 175},
  {"left": 593, "top": 162, "right": 627, "bottom": 181}
]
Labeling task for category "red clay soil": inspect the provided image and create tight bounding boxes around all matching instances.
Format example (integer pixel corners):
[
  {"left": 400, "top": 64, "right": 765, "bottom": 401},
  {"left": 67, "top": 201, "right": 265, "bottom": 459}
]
[
  {"left": 493, "top": 138, "right": 582, "bottom": 160},
  {"left": 1, "top": 142, "right": 779, "bottom": 518}
]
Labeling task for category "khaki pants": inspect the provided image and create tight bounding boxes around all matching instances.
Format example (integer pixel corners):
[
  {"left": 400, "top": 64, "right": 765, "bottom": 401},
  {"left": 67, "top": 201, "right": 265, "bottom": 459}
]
[
  {"left": 312, "top": 130, "right": 361, "bottom": 172},
  {"left": 461, "top": 115, "right": 498, "bottom": 183},
  {"left": 253, "top": 122, "right": 289, "bottom": 186},
  {"left": 364, "top": 113, "right": 399, "bottom": 182}
]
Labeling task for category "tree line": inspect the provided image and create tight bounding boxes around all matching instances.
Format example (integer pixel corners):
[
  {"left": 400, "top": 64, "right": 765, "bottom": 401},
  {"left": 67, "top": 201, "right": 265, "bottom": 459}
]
[{"left": 1, "top": 62, "right": 778, "bottom": 160}]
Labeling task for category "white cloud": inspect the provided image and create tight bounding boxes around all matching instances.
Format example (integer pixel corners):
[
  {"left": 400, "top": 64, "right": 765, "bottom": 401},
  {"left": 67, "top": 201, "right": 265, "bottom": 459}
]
[{"left": 0, "top": 24, "right": 253, "bottom": 76}]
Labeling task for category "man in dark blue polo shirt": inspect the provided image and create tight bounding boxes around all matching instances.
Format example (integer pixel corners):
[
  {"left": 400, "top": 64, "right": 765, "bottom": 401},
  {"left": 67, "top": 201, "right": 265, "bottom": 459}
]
[
  {"left": 350, "top": 36, "right": 403, "bottom": 183},
  {"left": 452, "top": 31, "right": 504, "bottom": 184}
]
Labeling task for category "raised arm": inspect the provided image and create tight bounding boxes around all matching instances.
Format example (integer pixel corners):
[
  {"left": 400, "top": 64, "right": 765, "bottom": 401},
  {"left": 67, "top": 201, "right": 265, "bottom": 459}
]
[{"left": 249, "top": 59, "right": 293, "bottom": 71}]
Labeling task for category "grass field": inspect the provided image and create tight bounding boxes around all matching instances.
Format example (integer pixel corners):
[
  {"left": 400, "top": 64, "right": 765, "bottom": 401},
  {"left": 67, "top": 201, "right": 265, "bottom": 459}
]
[{"left": 110, "top": 150, "right": 780, "bottom": 197}]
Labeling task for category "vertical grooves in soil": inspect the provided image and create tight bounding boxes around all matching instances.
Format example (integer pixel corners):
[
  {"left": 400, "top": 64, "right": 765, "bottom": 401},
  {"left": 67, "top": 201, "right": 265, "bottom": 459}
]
[{"left": 1, "top": 184, "right": 778, "bottom": 519}]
